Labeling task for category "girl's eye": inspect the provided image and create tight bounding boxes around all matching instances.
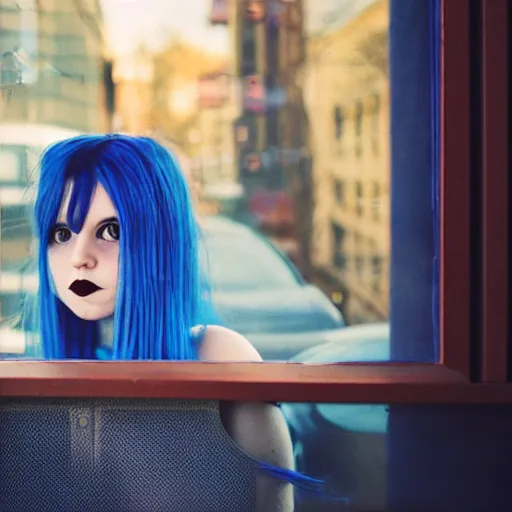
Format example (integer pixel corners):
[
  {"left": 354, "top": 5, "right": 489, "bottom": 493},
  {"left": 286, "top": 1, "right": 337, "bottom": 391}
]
[
  {"left": 98, "top": 222, "right": 120, "bottom": 242},
  {"left": 52, "top": 227, "right": 72, "bottom": 244}
]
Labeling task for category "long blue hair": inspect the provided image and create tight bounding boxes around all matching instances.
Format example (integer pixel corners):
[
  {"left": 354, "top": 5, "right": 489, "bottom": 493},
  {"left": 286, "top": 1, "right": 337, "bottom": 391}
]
[{"left": 32, "top": 134, "right": 207, "bottom": 360}]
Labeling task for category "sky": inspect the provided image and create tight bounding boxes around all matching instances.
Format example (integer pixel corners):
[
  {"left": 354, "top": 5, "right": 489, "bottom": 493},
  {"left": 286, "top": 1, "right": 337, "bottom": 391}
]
[
  {"left": 100, "top": 0, "right": 229, "bottom": 56},
  {"left": 100, "top": 0, "right": 378, "bottom": 57}
]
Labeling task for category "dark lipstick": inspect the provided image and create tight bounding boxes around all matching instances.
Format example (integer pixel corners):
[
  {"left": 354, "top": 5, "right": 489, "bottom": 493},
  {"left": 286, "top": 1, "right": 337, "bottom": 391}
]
[{"left": 69, "top": 279, "right": 102, "bottom": 297}]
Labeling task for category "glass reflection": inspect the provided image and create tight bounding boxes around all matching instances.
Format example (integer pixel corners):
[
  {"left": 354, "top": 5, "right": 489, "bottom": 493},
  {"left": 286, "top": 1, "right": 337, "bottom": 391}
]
[
  {"left": 0, "top": 0, "right": 434, "bottom": 363},
  {"left": 281, "top": 402, "right": 512, "bottom": 511}
]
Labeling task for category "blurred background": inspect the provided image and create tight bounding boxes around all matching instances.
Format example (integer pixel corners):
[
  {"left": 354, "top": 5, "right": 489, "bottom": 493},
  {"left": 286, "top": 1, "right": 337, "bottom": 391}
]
[{"left": 0, "top": 0, "right": 390, "bottom": 362}]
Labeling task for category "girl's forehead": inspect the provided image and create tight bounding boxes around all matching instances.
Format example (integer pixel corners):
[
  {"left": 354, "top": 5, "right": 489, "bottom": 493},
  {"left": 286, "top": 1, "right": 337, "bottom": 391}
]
[{"left": 58, "top": 181, "right": 117, "bottom": 223}]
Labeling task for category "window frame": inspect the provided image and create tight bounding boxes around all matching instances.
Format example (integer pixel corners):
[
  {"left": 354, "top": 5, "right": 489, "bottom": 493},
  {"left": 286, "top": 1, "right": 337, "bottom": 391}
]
[
  {"left": 480, "top": 0, "right": 509, "bottom": 383},
  {"left": 1, "top": 0, "right": 510, "bottom": 405}
]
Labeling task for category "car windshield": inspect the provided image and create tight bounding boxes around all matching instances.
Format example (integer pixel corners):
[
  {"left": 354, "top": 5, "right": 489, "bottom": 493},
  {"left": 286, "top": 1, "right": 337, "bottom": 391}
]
[{"left": 201, "top": 229, "right": 300, "bottom": 292}]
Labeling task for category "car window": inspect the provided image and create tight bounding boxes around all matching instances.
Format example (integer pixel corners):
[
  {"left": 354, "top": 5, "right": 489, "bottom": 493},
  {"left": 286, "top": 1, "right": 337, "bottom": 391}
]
[{"left": 201, "top": 228, "right": 301, "bottom": 292}]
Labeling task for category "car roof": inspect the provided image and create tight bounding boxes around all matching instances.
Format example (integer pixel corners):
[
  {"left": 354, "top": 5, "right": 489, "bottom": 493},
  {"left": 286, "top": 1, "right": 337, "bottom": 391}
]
[
  {"left": 201, "top": 215, "right": 256, "bottom": 237},
  {"left": 200, "top": 216, "right": 305, "bottom": 284}
]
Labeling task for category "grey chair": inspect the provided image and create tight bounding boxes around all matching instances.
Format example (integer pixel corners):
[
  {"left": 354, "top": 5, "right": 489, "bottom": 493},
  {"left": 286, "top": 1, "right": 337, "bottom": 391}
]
[{"left": 0, "top": 397, "right": 259, "bottom": 512}]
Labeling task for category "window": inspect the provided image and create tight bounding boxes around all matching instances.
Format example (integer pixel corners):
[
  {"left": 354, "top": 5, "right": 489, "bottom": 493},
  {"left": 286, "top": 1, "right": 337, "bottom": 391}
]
[
  {"left": 0, "top": 147, "right": 22, "bottom": 183},
  {"left": 354, "top": 232, "right": 364, "bottom": 277},
  {"left": 0, "top": 292, "right": 23, "bottom": 319},
  {"left": 354, "top": 100, "right": 363, "bottom": 137},
  {"left": 371, "top": 92, "right": 381, "bottom": 155},
  {"left": 333, "top": 178, "right": 344, "bottom": 205},
  {"left": 370, "top": 240, "right": 382, "bottom": 293},
  {"left": 1, "top": 1, "right": 511, "bottom": 510},
  {"left": 0, "top": 0, "right": 478, "bottom": 365},
  {"left": 201, "top": 223, "right": 299, "bottom": 292},
  {"left": 372, "top": 181, "right": 381, "bottom": 220},
  {"left": 355, "top": 180, "right": 363, "bottom": 216},
  {"left": 331, "top": 222, "right": 345, "bottom": 270},
  {"left": 241, "top": 21, "right": 257, "bottom": 76},
  {"left": 354, "top": 99, "right": 363, "bottom": 157},
  {"left": 333, "top": 105, "right": 343, "bottom": 140},
  {"left": 0, "top": 0, "right": 38, "bottom": 88}
]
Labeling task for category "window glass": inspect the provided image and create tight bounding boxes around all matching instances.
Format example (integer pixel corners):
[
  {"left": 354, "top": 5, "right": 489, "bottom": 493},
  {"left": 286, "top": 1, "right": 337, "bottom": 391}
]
[
  {"left": 0, "top": 0, "right": 439, "bottom": 364},
  {"left": 281, "top": 401, "right": 512, "bottom": 511},
  {"left": 0, "top": 396, "right": 509, "bottom": 511}
]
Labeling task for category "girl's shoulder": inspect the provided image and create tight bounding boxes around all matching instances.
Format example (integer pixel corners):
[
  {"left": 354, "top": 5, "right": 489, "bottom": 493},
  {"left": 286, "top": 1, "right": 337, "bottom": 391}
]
[{"left": 193, "top": 325, "right": 262, "bottom": 362}]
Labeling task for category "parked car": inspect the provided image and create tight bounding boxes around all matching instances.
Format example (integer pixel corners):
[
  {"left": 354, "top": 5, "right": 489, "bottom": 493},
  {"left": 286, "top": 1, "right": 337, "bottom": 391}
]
[
  {"left": 281, "top": 323, "right": 390, "bottom": 510},
  {"left": 201, "top": 215, "right": 347, "bottom": 360}
]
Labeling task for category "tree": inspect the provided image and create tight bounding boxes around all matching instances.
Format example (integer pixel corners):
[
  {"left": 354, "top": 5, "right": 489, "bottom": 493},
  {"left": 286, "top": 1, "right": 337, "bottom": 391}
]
[{"left": 150, "top": 40, "right": 228, "bottom": 151}]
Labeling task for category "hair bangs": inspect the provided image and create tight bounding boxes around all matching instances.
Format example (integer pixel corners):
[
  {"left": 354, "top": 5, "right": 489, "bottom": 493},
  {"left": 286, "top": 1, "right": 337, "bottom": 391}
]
[
  {"left": 35, "top": 135, "right": 106, "bottom": 241},
  {"left": 65, "top": 170, "right": 97, "bottom": 233}
]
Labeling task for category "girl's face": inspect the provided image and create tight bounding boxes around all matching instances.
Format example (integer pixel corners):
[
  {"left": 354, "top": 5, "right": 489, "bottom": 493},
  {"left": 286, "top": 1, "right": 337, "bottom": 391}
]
[{"left": 47, "top": 182, "right": 120, "bottom": 320}]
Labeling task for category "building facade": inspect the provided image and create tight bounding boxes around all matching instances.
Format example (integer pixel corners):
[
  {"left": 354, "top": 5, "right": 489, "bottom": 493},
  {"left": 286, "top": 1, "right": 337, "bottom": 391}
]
[
  {"left": 303, "top": 0, "right": 390, "bottom": 322},
  {"left": 0, "top": 0, "right": 109, "bottom": 322},
  {"left": 223, "top": 0, "right": 311, "bottom": 267},
  {"left": 0, "top": 0, "right": 108, "bottom": 132}
]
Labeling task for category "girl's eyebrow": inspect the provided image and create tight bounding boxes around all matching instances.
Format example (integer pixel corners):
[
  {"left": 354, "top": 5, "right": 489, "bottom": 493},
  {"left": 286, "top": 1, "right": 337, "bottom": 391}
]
[
  {"left": 95, "top": 216, "right": 118, "bottom": 228},
  {"left": 53, "top": 216, "right": 118, "bottom": 229}
]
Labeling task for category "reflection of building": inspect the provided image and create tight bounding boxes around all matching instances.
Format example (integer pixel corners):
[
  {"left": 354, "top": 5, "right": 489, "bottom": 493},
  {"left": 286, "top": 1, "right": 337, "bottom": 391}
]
[
  {"left": 0, "top": 124, "right": 83, "bottom": 323},
  {"left": 112, "top": 56, "right": 154, "bottom": 134},
  {"left": 303, "top": 0, "right": 389, "bottom": 322},
  {"left": 0, "top": 0, "right": 108, "bottom": 322},
  {"left": 222, "top": 0, "right": 310, "bottom": 266},
  {"left": 0, "top": 0, "right": 108, "bottom": 132},
  {"left": 195, "top": 70, "right": 240, "bottom": 185}
]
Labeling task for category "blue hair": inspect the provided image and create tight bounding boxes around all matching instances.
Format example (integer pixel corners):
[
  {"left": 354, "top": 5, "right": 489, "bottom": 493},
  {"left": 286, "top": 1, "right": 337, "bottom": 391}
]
[{"left": 33, "top": 134, "right": 206, "bottom": 360}]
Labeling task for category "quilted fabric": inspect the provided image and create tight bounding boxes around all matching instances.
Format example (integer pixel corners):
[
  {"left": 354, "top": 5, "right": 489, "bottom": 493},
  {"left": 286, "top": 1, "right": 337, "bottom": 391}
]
[{"left": 0, "top": 398, "right": 257, "bottom": 511}]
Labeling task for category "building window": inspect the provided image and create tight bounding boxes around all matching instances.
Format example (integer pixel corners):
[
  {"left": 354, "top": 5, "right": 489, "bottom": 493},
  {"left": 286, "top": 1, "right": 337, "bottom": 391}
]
[
  {"left": 0, "top": 146, "right": 26, "bottom": 184},
  {"left": 331, "top": 223, "right": 346, "bottom": 269},
  {"left": 372, "top": 181, "right": 381, "bottom": 220},
  {"left": 334, "top": 179, "right": 344, "bottom": 205},
  {"left": 241, "top": 22, "right": 257, "bottom": 75},
  {"left": 334, "top": 105, "right": 344, "bottom": 140},
  {"left": 370, "top": 240, "right": 382, "bottom": 292},
  {"left": 371, "top": 92, "right": 381, "bottom": 155},
  {"left": 371, "top": 254, "right": 383, "bottom": 292},
  {"left": 355, "top": 181, "right": 364, "bottom": 216},
  {"left": 354, "top": 232, "right": 364, "bottom": 277},
  {"left": 0, "top": 292, "right": 23, "bottom": 319},
  {"left": 355, "top": 99, "right": 363, "bottom": 157},
  {"left": 266, "top": 21, "right": 279, "bottom": 78}
]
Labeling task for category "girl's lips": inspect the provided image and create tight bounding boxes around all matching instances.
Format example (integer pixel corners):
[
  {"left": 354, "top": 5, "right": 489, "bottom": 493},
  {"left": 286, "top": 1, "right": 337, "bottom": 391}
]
[{"left": 69, "top": 279, "right": 103, "bottom": 297}]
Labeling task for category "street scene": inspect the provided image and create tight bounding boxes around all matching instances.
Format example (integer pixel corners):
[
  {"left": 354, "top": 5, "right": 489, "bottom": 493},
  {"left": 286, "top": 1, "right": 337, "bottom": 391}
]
[{"left": 1, "top": 0, "right": 389, "bottom": 359}]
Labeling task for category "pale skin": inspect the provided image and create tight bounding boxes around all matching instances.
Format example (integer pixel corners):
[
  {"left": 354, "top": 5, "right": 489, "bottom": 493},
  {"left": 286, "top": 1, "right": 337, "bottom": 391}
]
[{"left": 48, "top": 182, "right": 295, "bottom": 511}]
